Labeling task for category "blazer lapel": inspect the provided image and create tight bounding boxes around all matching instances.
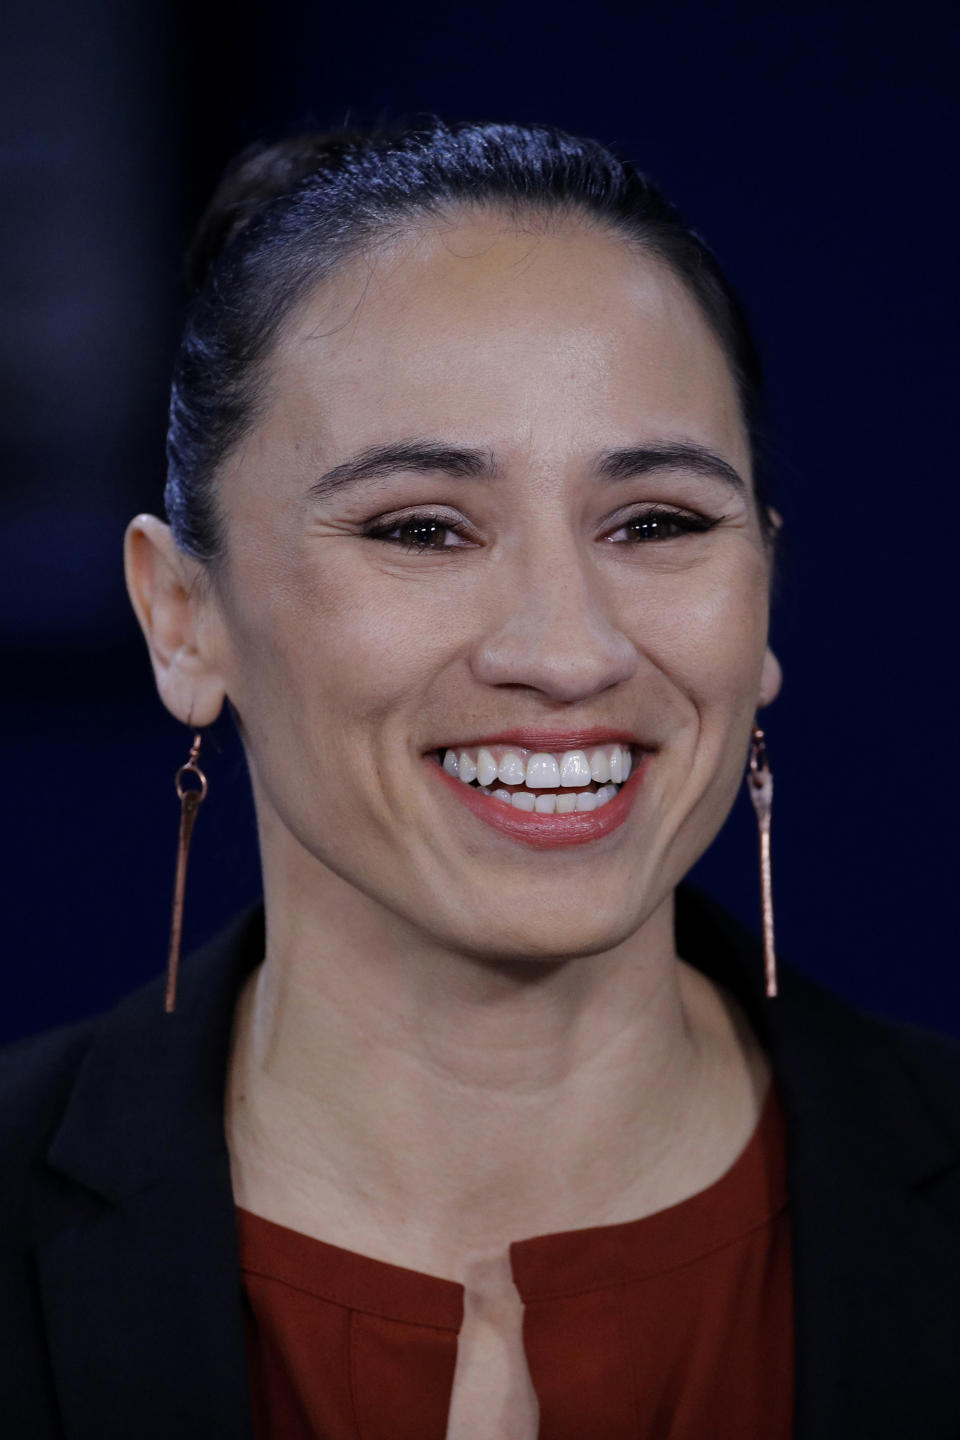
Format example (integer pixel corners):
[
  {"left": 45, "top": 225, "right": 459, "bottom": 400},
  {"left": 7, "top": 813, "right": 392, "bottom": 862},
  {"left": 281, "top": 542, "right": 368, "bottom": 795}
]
[
  {"left": 786, "top": 1127, "right": 960, "bottom": 1438},
  {"left": 678, "top": 888, "right": 960, "bottom": 1439},
  {"left": 770, "top": 979, "right": 960, "bottom": 1439},
  {"left": 36, "top": 912, "right": 263, "bottom": 1440},
  {"left": 37, "top": 1153, "right": 253, "bottom": 1439}
]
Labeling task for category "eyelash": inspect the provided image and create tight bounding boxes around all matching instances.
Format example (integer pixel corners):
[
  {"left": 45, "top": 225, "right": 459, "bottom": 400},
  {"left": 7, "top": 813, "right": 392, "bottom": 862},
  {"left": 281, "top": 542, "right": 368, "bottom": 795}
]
[
  {"left": 605, "top": 509, "right": 723, "bottom": 544},
  {"left": 363, "top": 512, "right": 472, "bottom": 552},
  {"left": 363, "top": 507, "right": 722, "bottom": 553}
]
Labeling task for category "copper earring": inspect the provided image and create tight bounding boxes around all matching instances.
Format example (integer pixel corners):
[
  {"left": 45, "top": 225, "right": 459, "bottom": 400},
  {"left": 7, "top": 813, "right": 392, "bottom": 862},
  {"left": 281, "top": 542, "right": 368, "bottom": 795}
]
[
  {"left": 747, "top": 725, "right": 778, "bottom": 998},
  {"left": 165, "top": 731, "right": 208, "bottom": 1013}
]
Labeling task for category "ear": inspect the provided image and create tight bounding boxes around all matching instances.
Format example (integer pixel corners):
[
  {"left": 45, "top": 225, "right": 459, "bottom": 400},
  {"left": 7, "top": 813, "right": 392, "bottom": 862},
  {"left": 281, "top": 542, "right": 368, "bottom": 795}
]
[
  {"left": 124, "top": 515, "right": 227, "bottom": 726},
  {"left": 758, "top": 646, "right": 782, "bottom": 708}
]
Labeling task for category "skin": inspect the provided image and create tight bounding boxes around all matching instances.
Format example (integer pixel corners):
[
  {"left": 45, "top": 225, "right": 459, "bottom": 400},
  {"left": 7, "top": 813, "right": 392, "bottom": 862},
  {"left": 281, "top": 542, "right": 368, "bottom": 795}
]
[{"left": 126, "top": 211, "right": 782, "bottom": 1436}]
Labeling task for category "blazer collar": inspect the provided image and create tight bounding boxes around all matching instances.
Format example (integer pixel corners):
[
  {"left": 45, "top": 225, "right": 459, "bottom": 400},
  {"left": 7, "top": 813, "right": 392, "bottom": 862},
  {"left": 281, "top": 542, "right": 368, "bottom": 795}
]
[
  {"left": 678, "top": 889, "right": 960, "bottom": 1435},
  {"left": 38, "top": 910, "right": 263, "bottom": 1439},
  {"left": 40, "top": 891, "right": 960, "bottom": 1439},
  {"left": 676, "top": 888, "right": 956, "bottom": 1188}
]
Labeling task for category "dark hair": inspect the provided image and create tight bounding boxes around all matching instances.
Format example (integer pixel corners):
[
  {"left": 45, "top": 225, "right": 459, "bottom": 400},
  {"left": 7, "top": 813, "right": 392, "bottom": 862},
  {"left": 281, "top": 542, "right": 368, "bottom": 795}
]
[{"left": 166, "top": 119, "right": 772, "bottom": 561}]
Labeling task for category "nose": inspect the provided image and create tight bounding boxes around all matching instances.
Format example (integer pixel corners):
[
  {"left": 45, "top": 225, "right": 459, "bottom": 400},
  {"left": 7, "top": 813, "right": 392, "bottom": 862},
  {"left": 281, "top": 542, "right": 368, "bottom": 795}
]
[{"left": 469, "top": 545, "right": 639, "bottom": 702}]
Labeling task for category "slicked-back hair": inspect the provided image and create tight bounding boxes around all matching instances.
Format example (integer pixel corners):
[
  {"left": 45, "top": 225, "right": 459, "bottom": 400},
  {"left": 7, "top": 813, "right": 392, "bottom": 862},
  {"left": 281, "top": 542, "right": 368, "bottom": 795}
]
[{"left": 167, "top": 119, "right": 772, "bottom": 561}]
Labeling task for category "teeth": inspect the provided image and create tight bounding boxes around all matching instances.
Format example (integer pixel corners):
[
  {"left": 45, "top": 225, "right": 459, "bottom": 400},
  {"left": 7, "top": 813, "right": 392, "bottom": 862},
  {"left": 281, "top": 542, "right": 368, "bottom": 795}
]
[
  {"left": 534, "top": 793, "right": 557, "bottom": 813},
  {"left": 497, "top": 752, "right": 526, "bottom": 786},
  {"left": 589, "top": 749, "right": 611, "bottom": 783},
  {"left": 559, "top": 750, "right": 592, "bottom": 787},
  {"left": 575, "top": 792, "right": 597, "bottom": 811},
  {"left": 511, "top": 792, "right": 536, "bottom": 812},
  {"left": 442, "top": 743, "right": 634, "bottom": 802},
  {"left": 476, "top": 747, "right": 498, "bottom": 787},
  {"left": 525, "top": 753, "right": 562, "bottom": 789},
  {"left": 556, "top": 793, "right": 577, "bottom": 813}
]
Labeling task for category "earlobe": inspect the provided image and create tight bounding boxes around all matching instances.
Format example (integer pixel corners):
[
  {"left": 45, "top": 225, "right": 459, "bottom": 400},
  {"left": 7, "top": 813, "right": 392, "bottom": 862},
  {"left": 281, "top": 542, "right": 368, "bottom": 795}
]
[
  {"left": 758, "top": 646, "right": 782, "bottom": 708},
  {"left": 123, "top": 514, "right": 226, "bottom": 726}
]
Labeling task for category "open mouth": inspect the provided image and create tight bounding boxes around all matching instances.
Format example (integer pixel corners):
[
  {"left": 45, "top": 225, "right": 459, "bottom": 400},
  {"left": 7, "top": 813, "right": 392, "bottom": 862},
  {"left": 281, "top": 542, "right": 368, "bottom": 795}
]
[{"left": 434, "top": 742, "right": 634, "bottom": 815}]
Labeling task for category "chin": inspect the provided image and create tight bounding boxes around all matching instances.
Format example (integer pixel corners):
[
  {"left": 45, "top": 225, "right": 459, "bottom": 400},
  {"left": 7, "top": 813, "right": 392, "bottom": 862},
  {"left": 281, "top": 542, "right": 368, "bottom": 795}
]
[{"left": 451, "top": 902, "right": 651, "bottom": 967}]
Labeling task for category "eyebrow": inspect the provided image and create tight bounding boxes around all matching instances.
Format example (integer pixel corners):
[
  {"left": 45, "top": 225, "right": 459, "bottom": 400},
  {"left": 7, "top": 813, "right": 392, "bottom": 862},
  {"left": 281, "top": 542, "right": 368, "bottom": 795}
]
[
  {"left": 307, "top": 437, "right": 746, "bottom": 501},
  {"left": 309, "top": 440, "right": 498, "bottom": 500},
  {"left": 595, "top": 442, "right": 746, "bottom": 494}
]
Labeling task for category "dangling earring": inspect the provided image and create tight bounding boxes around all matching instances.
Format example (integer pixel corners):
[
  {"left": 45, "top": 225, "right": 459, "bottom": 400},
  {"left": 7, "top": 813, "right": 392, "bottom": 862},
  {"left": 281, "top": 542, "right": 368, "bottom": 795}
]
[
  {"left": 746, "top": 724, "right": 778, "bottom": 998},
  {"left": 165, "top": 730, "right": 208, "bottom": 1013}
]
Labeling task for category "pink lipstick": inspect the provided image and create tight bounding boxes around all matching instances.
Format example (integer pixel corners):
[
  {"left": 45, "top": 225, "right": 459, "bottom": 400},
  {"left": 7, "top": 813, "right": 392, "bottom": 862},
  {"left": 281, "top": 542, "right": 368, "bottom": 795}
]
[{"left": 428, "top": 750, "right": 648, "bottom": 850}]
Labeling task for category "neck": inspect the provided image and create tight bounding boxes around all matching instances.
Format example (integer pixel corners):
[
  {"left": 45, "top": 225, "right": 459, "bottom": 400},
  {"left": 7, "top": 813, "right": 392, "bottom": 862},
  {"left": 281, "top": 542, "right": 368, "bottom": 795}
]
[{"left": 226, "top": 854, "right": 766, "bottom": 1279}]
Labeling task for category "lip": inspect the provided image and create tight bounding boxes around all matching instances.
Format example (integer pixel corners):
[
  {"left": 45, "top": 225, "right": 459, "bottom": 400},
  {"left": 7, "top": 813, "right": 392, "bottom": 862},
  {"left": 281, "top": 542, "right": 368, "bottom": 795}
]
[
  {"left": 427, "top": 751, "right": 649, "bottom": 850},
  {"left": 432, "top": 727, "right": 644, "bottom": 753}
]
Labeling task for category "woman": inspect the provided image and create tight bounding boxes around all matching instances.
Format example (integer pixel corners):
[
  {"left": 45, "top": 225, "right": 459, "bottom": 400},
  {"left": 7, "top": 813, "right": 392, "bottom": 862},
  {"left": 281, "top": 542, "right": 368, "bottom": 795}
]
[{"left": 3, "top": 120, "right": 960, "bottom": 1440}]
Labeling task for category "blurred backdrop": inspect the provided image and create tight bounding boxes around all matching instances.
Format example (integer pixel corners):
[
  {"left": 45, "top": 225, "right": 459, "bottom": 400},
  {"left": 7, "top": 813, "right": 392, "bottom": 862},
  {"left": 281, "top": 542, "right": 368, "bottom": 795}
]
[{"left": 2, "top": 0, "right": 958, "bottom": 1041}]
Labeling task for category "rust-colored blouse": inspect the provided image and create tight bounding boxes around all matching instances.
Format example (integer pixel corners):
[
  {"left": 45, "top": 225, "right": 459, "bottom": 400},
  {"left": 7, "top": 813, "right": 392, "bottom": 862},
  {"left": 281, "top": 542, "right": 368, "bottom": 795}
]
[{"left": 238, "top": 1083, "right": 793, "bottom": 1438}]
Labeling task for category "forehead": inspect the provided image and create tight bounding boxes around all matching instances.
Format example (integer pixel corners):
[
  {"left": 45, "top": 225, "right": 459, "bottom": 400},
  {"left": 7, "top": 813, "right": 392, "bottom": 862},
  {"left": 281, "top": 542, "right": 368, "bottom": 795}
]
[{"left": 259, "top": 211, "right": 749, "bottom": 477}]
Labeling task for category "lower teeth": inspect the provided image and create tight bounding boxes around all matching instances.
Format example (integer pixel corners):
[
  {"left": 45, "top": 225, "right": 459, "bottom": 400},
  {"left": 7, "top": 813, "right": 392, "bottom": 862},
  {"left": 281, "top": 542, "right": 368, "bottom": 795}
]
[{"left": 477, "top": 783, "right": 620, "bottom": 813}]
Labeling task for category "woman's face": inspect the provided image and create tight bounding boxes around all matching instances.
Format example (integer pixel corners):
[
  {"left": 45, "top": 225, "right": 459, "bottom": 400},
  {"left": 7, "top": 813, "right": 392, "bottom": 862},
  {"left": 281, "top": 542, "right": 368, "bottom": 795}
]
[{"left": 201, "top": 213, "right": 779, "bottom": 960}]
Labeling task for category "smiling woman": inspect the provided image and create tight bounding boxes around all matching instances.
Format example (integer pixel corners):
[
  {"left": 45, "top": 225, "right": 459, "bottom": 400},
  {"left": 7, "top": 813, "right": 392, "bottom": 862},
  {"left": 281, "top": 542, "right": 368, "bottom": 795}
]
[{"left": 4, "top": 120, "right": 960, "bottom": 1440}]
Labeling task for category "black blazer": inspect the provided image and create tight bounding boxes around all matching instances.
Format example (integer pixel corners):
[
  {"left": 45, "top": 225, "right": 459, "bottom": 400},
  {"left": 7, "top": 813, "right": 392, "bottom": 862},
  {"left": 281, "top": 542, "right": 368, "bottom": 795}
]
[{"left": 3, "top": 889, "right": 960, "bottom": 1438}]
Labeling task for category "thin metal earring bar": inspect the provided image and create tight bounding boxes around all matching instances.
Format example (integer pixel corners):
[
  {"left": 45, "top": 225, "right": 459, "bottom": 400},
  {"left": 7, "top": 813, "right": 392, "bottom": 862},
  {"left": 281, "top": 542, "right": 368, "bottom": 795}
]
[
  {"left": 747, "top": 725, "right": 778, "bottom": 998},
  {"left": 165, "top": 732, "right": 208, "bottom": 1014}
]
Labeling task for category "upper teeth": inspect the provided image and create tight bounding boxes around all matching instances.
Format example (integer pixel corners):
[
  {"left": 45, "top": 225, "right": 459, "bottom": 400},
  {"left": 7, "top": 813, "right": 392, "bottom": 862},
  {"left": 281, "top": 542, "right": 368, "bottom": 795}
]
[{"left": 441, "top": 743, "right": 632, "bottom": 789}]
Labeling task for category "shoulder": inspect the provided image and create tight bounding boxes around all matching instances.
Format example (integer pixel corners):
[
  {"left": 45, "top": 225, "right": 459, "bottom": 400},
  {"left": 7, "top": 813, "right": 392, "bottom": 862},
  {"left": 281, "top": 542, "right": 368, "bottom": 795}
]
[
  {"left": 773, "top": 960, "right": 960, "bottom": 1155},
  {"left": 0, "top": 1019, "right": 98, "bottom": 1154},
  {"left": 782, "top": 960, "right": 960, "bottom": 1116},
  {"left": 859, "top": 1008, "right": 960, "bottom": 1146},
  {"left": 0, "top": 908, "right": 263, "bottom": 1224},
  {"left": 677, "top": 885, "right": 960, "bottom": 1169},
  {"left": 0, "top": 1018, "right": 100, "bottom": 1225}
]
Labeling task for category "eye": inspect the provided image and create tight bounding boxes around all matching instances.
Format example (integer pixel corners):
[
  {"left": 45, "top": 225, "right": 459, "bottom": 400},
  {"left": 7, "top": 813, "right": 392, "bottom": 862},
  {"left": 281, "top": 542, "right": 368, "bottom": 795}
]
[
  {"left": 363, "top": 512, "right": 471, "bottom": 552},
  {"left": 605, "top": 507, "right": 721, "bottom": 543}
]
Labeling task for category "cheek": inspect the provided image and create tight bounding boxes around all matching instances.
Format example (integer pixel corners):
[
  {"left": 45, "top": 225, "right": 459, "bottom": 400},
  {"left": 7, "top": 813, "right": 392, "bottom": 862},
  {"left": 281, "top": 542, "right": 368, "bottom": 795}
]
[
  {"left": 218, "top": 545, "right": 456, "bottom": 743},
  {"left": 640, "top": 550, "right": 771, "bottom": 710},
  {"left": 629, "top": 552, "right": 770, "bottom": 876}
]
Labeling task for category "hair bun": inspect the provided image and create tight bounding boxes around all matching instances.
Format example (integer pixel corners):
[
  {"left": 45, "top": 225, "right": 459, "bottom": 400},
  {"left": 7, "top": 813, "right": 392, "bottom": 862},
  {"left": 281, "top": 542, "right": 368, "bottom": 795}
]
[{"left": 186, "top": 131, "right": 364, "bottom": 291}]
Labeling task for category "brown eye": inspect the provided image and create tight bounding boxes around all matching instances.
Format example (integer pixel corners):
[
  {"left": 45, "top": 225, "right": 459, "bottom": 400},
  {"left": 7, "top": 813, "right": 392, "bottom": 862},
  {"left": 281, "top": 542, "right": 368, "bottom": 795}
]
[
  {"left": 626, "top": 515, "right": 682, "bottom": 541},
  {"left": 364, "top": 512, "right": 471, "bottom": 551},
  {"left": 606, "top": 508, "right": 719, "bottom": 543},
  {"left": 396, "top": 519, "right": 450, "bottom": 549}
]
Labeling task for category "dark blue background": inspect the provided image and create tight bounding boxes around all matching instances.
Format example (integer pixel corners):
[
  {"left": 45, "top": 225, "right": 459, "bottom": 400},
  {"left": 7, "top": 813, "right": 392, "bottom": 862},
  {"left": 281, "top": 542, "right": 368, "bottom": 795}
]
[{"left": 2, "top": 0, "right": 957, "bottom": 1042}]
